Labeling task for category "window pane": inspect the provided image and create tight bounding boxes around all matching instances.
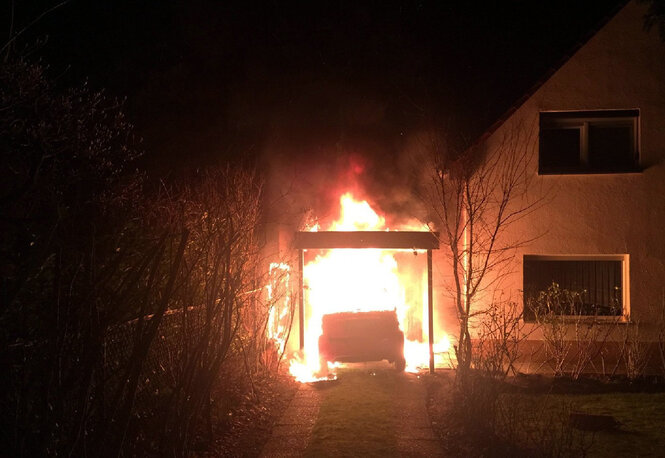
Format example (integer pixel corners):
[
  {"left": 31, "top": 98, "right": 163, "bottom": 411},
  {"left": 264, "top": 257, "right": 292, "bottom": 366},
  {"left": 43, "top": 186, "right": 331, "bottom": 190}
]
[
  {"left": 523, "top": 258, "right": 623, "bottom": 320},
  {"left": 539, "top": 110, "right": 639, "bottom": 174},
  {"left": 540, "top": 128, "right": 580, "bottom": 172},
  {"left": 589, "top": 123, "right": 635, "bottom": 170}
]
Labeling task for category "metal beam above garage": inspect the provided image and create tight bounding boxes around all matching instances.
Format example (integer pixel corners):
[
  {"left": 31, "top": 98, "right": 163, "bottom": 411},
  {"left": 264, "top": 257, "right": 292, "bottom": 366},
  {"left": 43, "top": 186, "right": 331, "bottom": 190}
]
[{"left": 293, "top": 231, "right": 439, "bottom": 250}]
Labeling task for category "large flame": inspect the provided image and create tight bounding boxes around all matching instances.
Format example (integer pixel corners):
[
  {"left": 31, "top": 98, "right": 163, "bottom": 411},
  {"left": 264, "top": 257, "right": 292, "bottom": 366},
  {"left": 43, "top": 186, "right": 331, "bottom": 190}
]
[
  {"left": 287, "top": 192, "right": 453, "bottom": 382},
  {"left": 266, "top": 262, "right": 291, "bottom": 357}
]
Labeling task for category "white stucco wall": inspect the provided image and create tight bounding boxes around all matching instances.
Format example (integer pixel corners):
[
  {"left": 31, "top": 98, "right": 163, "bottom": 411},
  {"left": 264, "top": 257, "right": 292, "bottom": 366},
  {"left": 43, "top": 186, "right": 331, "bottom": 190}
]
[{"left": 480, "top": 0, "right": 665, "bottom": 336}]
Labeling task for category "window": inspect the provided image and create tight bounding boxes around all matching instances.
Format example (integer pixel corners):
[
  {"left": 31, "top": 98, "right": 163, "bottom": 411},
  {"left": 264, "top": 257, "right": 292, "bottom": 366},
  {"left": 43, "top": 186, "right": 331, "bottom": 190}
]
[
  {"left": 539, "top": 110, "right": 639, "bottom": 174},
  {"left": 523, "top": 255, "right": 627, "bottom": 321}
]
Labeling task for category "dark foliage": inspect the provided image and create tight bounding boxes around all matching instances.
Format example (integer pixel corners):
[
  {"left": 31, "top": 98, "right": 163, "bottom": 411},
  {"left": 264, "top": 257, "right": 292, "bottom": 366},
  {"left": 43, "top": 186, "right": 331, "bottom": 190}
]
[
  {"left": 0, "top": 58, "right": 292, "bottom": 457},
  {"left": 0, "top": 58, "right": 144, "bottom": 456}
]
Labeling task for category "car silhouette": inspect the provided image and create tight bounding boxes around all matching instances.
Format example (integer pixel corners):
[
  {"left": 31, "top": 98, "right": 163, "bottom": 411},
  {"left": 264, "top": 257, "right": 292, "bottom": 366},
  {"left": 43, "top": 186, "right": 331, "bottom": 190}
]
[{"left": 318, "top": 309, "right": 406, "bottom": 372}]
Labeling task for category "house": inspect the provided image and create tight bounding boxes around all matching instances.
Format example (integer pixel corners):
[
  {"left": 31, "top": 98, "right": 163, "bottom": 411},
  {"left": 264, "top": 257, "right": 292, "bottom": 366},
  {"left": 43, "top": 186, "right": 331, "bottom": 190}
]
[
  {"left": 476, "top": 0, "right": 665, "bottom": 373},
  {"left": 269, "top": 0, "right": 665, "bottom": 376}
]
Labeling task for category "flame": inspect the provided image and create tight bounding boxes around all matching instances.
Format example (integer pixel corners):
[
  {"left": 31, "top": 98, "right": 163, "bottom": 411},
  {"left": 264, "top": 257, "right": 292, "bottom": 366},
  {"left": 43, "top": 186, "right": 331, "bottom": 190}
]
[
  {"left": 403, "top": 336, "right": 454, "bottom": 373},
  {"left": 266, "top": 262, "right": 291, "bottom": 357},
  {"left": 330, "top": 193, "right": 385, "bottom": 230},
  {"left": 287, "top": 192, "right": 453, "bottom": 382}
]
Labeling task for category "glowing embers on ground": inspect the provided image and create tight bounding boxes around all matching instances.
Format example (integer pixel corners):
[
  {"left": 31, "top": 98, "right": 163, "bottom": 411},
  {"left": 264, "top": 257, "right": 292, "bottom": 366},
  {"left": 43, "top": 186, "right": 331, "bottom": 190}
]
[{"left": 288, "top": 192, "right": 454, "bottom": 382}]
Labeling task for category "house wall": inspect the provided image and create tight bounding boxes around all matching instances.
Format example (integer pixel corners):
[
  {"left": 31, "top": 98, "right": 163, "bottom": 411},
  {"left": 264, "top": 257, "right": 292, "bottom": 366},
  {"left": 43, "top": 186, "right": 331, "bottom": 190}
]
[{"left": 480, "top": 1, "right": 665, "bottom": 345}]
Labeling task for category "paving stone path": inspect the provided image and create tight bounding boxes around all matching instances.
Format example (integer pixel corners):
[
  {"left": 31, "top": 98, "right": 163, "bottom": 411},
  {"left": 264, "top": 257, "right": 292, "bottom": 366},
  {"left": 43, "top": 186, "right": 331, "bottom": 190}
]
[
  {"left": 260, "top": 370, "right": 443, "bottom": 457},
  {"left": 393, "top": 374, "right": 444, "bottom": 457},
  {"left": 260, "top": 383, "right": 323, "bottom": 457}
]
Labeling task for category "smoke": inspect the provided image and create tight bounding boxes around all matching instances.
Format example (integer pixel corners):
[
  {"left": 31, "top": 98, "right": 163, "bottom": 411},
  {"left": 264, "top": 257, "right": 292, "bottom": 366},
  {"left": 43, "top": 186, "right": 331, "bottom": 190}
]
[
  {"left": 262, "top": 138, "right": 433, "bottom": 232},
  {"left": 259, "top": 88, "right": 439, "bottom": 231}
]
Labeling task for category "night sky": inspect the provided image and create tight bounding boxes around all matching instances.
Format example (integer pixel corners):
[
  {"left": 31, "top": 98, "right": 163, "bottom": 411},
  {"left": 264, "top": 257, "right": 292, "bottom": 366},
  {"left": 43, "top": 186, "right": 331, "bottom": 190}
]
[{"left": 9, "top": 0, "right": 626, "bottom": 178}]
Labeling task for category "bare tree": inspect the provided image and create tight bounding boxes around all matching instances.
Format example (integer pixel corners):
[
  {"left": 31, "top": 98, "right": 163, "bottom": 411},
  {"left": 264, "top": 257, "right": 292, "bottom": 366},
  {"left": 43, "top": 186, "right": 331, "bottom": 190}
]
[
  {"left": 156, "top": 166, "right": 266, "bottom": 455},
  {"left": 657, "top": 291, "right": 665, "bottom": 376},
  {"left": 419, "top": 125, "right": 542, "bottom": 380},
  {"left": 618, "top": 320, "right": 652, "bottom": 380},
  {"left": 0, "top": 58, "right": 149, "bottom": 456},
  {"left": 528, "top": 283, "right": 623, "bottom": 379},
  {"left": 1, "top": 50, "right": 293, "bottom": 455},
  {"left": 473, "top": 299, "right": 532, "bottom": 379}
]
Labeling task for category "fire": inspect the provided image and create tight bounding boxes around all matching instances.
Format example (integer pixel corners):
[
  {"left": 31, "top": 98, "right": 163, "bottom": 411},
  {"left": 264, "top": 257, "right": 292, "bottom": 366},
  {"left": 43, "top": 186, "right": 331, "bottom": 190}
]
[
  {"left": 266, "top": 262, "right": 291, "bottom": 357},
  {"left": 287, "top": 192, "right": 453, "bottom": 382},
  {"left": 330, "top": 193, "right": 385, "bottom": 230},
  {"left": 403, "top": 335, "right": 453, "bottom": 373}
]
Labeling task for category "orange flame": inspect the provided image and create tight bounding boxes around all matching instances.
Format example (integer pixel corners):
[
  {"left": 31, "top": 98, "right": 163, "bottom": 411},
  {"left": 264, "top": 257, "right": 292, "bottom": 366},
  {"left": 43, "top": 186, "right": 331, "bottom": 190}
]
[
  {"left": 266, "top": 262, "right": 291, "bottom": 357},
  {"left": 287, "top": 192, "right": 453, "bottom": 382}
]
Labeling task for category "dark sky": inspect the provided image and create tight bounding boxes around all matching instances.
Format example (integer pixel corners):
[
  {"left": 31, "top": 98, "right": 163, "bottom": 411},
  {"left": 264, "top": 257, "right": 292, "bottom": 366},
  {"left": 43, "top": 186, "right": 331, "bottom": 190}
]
[{"left": 8, "top": 0, "right": 626, "bottom": 175}]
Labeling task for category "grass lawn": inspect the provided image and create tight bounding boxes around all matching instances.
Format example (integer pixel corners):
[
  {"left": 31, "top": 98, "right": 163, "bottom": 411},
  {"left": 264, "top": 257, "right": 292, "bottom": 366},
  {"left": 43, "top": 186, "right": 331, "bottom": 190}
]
[
  {"left": 305, "top": 368, "right": 665, "bottom": 457},
  {"left": 565, "top": 392, "right": 665, "bottom": 457},
  {"left": 500, "top": 392, "right": 665, "bottom": 457},
  {"left": 304, "top": 366, "right": 399, "bottom": 457},
  {"left": 426, "top": 372, "right": 665, "bottom": 457}
]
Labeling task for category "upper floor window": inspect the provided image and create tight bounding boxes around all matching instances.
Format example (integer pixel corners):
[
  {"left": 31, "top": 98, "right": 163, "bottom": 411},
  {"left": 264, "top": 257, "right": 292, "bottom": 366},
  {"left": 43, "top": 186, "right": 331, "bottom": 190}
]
[{"left": 539, "top": 110, "right": 639, "bottom": 174}]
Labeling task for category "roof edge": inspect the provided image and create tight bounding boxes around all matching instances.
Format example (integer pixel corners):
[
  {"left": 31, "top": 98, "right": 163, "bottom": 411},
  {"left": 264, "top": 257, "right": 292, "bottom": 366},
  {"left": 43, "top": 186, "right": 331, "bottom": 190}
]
[{"left": 467, "top": 0, "right": 630, "bottom": 151}]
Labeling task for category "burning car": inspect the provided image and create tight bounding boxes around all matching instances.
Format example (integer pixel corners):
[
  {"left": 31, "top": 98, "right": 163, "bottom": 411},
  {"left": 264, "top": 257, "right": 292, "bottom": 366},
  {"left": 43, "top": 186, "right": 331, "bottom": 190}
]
[{"left": 318, "top": 309, "right": 406, "bottom": 371}]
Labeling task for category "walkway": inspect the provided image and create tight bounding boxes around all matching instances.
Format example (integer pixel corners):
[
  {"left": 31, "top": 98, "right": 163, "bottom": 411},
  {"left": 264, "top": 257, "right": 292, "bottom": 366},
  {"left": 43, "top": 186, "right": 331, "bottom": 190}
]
[
  {"left": 260, "top": 367, "right": 443, "bottom": 457},
  {"left": 260, "top": 382, "right": 323, "bottom": 457}
]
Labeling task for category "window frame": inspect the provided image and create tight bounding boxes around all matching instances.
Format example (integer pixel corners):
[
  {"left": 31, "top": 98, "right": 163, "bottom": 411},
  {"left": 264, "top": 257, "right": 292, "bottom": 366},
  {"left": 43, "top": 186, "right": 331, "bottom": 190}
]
[
  {"left": 539, "top": 109, "right": 640, "bottom": 175},
  {"left": 522, "top": 254, "right": 630, "bottom": 322}
]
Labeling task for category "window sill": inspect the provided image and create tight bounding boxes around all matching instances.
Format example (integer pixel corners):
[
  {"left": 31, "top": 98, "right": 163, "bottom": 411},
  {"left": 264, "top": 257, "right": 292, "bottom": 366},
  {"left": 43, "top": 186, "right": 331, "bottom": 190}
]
[{"left": 523, "top": 316, "right": 630, "bottom": 325}]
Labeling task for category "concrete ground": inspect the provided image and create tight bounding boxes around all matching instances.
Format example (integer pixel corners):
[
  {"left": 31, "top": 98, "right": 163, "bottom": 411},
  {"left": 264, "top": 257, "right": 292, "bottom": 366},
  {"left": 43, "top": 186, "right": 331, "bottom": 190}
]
[{"left": 260, "top": 366, "right": 443, "bottom": 457}]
